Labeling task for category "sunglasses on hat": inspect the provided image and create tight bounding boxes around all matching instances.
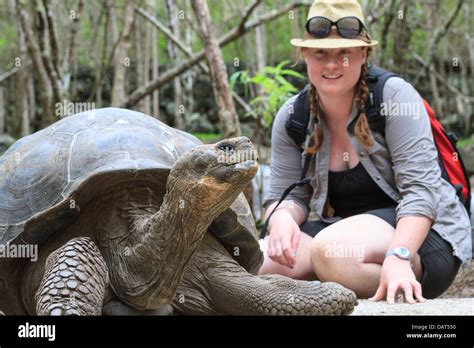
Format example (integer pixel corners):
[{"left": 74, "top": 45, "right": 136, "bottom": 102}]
[{"left": 305, "top": 16, "right": 365, "bottom": 39}]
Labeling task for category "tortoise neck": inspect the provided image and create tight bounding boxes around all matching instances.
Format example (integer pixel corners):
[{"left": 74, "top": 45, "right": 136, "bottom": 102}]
[{"left": 109, "top": 176, "right": 225, "bottom": 309}]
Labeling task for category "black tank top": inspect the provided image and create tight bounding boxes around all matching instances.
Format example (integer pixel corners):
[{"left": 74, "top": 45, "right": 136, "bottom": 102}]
[{"left": 328, "top": 162, "right": 395, "bottom": 218}]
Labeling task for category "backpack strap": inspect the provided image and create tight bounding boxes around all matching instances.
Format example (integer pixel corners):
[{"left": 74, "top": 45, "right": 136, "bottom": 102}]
[
  {"left": 348, "top": 65, "right": 399, "bottom": 137},
  {"left": 259, "top": 130, "right": 314, "bottom": 239},
  {"left": 285, "top": 84, "right": 311, "bottom": 150},
  {"left": 259, "top": 175, "right": 311, "bottom": 240}
]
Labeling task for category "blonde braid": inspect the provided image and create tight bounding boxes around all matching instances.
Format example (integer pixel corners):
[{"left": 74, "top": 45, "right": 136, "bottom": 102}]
[
  {"left": 305, "top": 84, "right": 324, "bottom": 155},
  {"left": 354, "top": 49, "right": 374, "bottom": 150}
]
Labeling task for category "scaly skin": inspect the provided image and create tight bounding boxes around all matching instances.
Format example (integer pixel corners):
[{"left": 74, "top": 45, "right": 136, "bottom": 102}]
[
  {"left": 35, "top": 237, "right": 108, "bottom": 315},
  {"left": 172, "top": 233, "right": 358, "bottom": 315}
]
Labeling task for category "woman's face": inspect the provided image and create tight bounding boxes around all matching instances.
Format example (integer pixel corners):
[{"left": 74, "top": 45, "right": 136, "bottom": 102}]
[{"left": 303, "top": 47, "right": 367, "bottom": 98}]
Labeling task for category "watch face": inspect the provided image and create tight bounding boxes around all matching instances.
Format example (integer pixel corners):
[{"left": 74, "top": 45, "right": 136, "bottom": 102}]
[{"left": 394, "top": 247, "right": 410, "bottom": 259}]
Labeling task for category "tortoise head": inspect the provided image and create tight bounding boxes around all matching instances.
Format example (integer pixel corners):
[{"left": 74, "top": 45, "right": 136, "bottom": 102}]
[{"left": 166, "top": 137, "right": 258, "bottom": 212}]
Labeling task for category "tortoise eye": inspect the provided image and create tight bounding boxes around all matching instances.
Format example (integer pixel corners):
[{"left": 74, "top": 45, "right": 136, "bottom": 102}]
[{"left": 218, "top": 143, "right": 234, "bottom": 153}]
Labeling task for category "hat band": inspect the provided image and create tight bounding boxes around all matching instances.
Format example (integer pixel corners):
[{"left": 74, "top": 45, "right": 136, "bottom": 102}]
[{"left": 303, "top": 28, "right": 371, "bottom": 44}]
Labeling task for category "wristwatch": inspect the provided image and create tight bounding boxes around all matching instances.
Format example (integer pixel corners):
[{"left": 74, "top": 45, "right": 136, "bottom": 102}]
[{"left": 385, "top": 247, "right": 411, "bottom": 261}]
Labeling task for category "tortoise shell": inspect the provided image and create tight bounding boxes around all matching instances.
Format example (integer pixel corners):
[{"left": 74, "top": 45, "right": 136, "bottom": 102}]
[{"left": 0, "top": 108, "right": 262, "bottom": 273}]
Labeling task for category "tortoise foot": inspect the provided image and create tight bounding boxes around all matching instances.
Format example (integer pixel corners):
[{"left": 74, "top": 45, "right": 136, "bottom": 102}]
[
  {"left": 35, "top": 237, "right": 109, "bottom": 316},
  {"left": 249, "top": 276, "right": 358, "bottom": 315}
]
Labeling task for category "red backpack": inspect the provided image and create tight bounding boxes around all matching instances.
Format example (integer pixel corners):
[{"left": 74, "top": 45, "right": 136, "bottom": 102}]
[{"left": 423, "top": 99, "right": 470, "bottom": 208}]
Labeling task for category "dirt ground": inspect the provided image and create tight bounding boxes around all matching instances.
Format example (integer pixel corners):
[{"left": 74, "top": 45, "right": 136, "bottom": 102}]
[{"left": 441, "top": 260, "right": 474, "bottom": 298}]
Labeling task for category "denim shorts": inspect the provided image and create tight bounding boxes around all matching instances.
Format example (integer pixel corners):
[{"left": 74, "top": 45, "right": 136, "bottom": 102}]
[{"left": 299, "top": 206, "right": 461, "bottom": 299}]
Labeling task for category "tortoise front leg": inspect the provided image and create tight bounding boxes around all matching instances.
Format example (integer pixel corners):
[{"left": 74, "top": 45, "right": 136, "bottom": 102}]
[
  {"left": 173, "top": 233, "right": 357, "bottom": 315},
  {"left": 35, "top": 237, "right": 109, "bottom": 315}
]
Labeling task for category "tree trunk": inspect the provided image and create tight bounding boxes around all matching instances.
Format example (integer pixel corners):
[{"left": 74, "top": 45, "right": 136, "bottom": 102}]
[
  {"left": 151, "top": 2, "right": 159, "bottom": 119},
  {"left": 379, "top": 0, "right": 399, "bottom": 67},
  {"left": 291, "top": 5, "right": 301, "bottom": 39},
  {"left": 135, "top": 20, "right": 144, "bottom": 111},
  {"left": 254, "top": 3, "right": 266, "bottom": 83},
  {"left": 429, "top": 63, "right": 443, "bottom": 115},
  {"left": 183, "top": 7, "right": 195, "bottom": 121},
  {"left": 111, "top": 1, "right": 137, "bottom": 106},
  {"left": 61, "top": 0, "right": 83, "bottom": 96},
  {"left": 191, "top": 0, "right": 241, "bottom": 138},
  {"left": 165, "top": 0, "right": 184, "bottom": 129},
  {"left": 465, "top": 1, "right": 474, "bottom": 134},
  {"left": 28, "top": 73, "right": 35, "bottom": 127},
  {"left": 34, "top": 1, "right": 63, "bottom": 107},
  {"left": 15, "top": 0, "right": 55, "bottom": 127},
  {"left": 392, "top": 0, "right": 412, "bottom": 75},
  {"left": 427, "top": 4, "right": 443, "bottom": 115},
  {"left": 42, "top": 0, "right": 60, "bottom": 79},
  {"left": 0, "top": 86, "right": 4, "bottom": 134},
  {"left": 143, "top": 15, "right": 151, "bottom": 115},
  {"left": 16, "top": 12, "right": 30, "bottom": 136},
  {"left": 88, "top": 1, "right": 111, "bottom": 106}
]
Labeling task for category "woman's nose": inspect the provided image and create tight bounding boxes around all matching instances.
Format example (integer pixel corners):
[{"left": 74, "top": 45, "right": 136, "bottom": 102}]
[{"left": 325, "top": 58, "right": 340, "bottom": 69}]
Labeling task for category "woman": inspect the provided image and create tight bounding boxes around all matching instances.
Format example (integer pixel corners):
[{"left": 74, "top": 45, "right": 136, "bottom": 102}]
[{"left": 259, "top": 0, "right": 472, "bottom": 303}]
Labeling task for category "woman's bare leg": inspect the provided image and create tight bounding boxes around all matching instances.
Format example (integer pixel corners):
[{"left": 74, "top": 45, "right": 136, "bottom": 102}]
[
  {"left": 258, "top": 233, "right": 318, "bottom": 280},
  {"left": 309, "top": 214, "right": 423, "bottom": 298}
]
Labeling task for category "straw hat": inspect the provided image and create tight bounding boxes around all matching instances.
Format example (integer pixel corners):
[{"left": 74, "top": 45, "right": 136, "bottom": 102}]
[{"left": 291, "top": 0, "right": 378, "bottom": 49}]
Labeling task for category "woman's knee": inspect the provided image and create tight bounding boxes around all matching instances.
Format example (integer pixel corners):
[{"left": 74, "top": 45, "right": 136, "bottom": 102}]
[
  {"left": 309, "top": 235, "right": 352, "bottom": 280},
  {"left": 308, "top": 215, "right": 395, "bottom": 277}
]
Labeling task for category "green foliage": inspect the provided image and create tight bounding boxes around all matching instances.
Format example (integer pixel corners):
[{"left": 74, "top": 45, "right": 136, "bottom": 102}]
[
  {"left": 192, "top": 132, "right": 223, "bottom": 143},
  {"left": 0, "top": 21, "right": 17, "bottom": 68},
  {"left": 410, "top": 29, "right": 428, "bottom": 59},
  {"left": 457, "top": 136, "right": 474, "bottom": 148},
  {"left": 230, "top": 60, "right": 304, "bottom": 127}
]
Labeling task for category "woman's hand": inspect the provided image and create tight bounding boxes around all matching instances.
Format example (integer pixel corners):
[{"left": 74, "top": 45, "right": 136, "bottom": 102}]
[
  {"left": 267, "top": 210, "right": 301, "bottom": 268},
  {"left": 369, "top": 256, "right": 426, "bottom": 304}
]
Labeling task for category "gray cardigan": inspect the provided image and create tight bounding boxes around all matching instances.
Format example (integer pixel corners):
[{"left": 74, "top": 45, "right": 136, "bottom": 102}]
[{"left": 264, "top": 76, "right": 472, "bottom": 267}]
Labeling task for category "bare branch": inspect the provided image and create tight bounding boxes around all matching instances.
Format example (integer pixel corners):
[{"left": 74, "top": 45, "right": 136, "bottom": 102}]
[
  {"left": 238, "top": 0, "right": 262, "bottom": 32},
  {"left": 87, "top": 0, "right": 130, "bottom": 103},
  {"left": 110, "top": 0, "right": 137, "bottom": 106},
  {"left": 137, "top": 7, "right": 208, "bottom": 72},
  {"left": 122, "top": 0, "right": 311, "bottom": 107},
  {"left": 15, "top": 0, "right": 55, "bottom": 124},
  {"left": 432, "top": 0, "right": 464, "bottom": 48},
  {"left": 64, "top": 0, "right": 84, "bottom": 74},
  {"left": 137, "top": 6, "right": 254, "bottom": 116},
  {"left": 42, "top": 0, "right": 61, "bottom": 78},
  {"left": 413, "top": 52, "right": 474, "bottom": 102},
  {"left": 0, "top": 67, "right": 19, "bottom": 83}
]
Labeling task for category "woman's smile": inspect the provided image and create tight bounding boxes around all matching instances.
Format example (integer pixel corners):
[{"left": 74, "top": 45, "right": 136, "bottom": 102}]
[{"left": 322, "top": 74, "right": 343, "bottom": 80}]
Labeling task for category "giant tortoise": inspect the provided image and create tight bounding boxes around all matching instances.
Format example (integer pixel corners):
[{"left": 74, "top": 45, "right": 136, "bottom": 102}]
[{"left": 0, "top": 108, "right": 357, "bottom": 315}]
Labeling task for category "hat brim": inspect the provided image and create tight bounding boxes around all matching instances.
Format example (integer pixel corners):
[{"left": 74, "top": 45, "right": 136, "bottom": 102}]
[{"left": 290, "top": 38, "right": 378, "bottom": 49}]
